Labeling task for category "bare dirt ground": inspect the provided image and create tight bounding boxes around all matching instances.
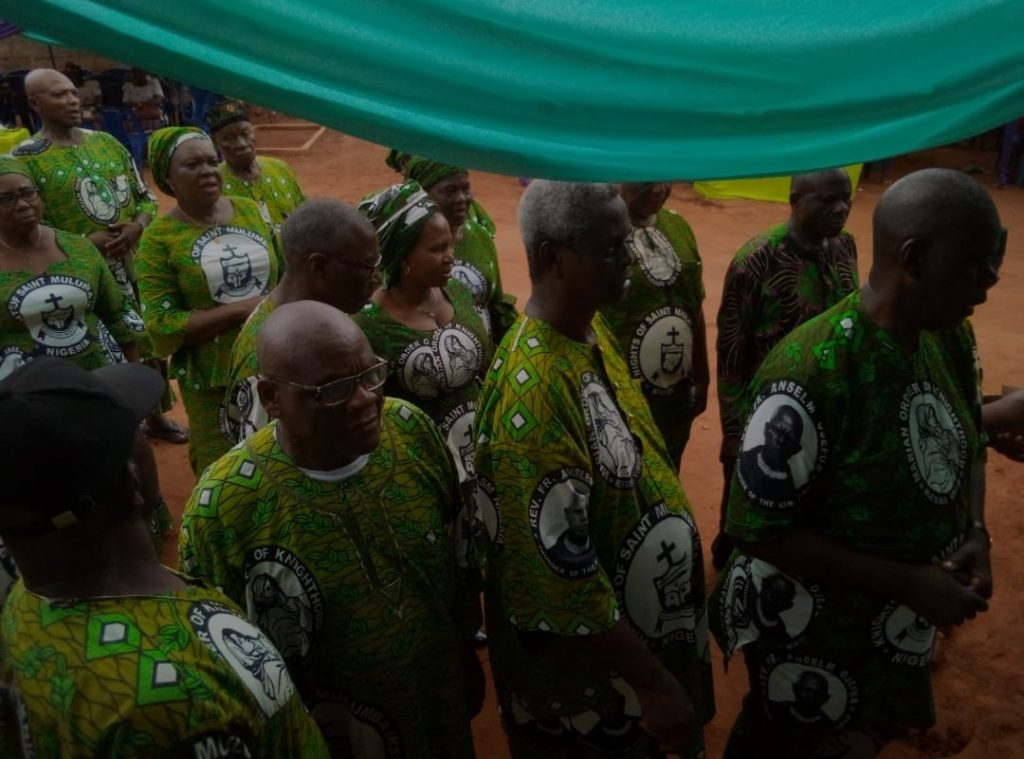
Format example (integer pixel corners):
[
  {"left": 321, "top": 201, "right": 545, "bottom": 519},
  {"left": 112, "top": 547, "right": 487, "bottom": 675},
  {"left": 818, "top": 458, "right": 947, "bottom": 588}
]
[{"left": 149, "top": 131, "right": 1024, "bottom": 759}]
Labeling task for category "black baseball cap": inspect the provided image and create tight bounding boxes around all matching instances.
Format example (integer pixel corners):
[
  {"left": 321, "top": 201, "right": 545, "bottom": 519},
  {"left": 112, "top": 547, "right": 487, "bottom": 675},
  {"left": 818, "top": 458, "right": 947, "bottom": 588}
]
[{"left": 0, "top": 358, "right": 164, "bottom": 533}]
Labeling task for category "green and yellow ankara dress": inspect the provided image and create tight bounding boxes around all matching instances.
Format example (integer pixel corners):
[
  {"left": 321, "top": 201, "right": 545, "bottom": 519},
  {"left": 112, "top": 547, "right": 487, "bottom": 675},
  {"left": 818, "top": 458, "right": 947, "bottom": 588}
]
[
  {"left": 452, "top": 220, "right": 518, "bottom": 343},
  {"left": 474, "top": 314, "right": 714, "bottom": 759},
  {"left": 220, "top": 296, "right": 275, "bottom": 444},
  {"left": 0, "top": 230, "right": 143, "bottom": 379},
  {"left": 0, "top": 578, "right": 328, "bottom": 758},
  {"left": 221, "top": 156, "right": 305, "bottom": 235},
  {"left": 180, "top": 400, "right": 479, "bottom": 759},
  {"left": 600, "top": 207, "right": 705, "bottom": 465},
  {"left": 711, "top": 291, "right": 985, "bottom": 754},
  {"left": 136, "top": 198, "right": 278, "bottom": 474}
]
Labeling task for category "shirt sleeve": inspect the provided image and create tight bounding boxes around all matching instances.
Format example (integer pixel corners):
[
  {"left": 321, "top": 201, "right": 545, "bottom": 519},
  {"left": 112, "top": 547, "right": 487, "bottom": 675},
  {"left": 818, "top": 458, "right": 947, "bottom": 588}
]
[
  {"left": 90, "top": 242, "right": 144, "bottom": 345},
  {"left": 136, "top": 230, "right": 190, "bottom": 359},
  {"left": 716, "top": 258, "right": 759, "bottom": 454}
]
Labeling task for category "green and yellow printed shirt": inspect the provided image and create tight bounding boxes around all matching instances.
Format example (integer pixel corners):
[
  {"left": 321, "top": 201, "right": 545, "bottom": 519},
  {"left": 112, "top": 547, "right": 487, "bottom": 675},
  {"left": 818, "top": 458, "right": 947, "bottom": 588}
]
[
  {"left": 135, "top": 198, "right": 279, "bottom": 391},
  {"left": 473, "top": 314, "right": 713, "bottom": 758},
  {"left": 0, "top": 230, "right": 143, "bottom": 380},
  {"left": 712, "top": 291, "right": 984, "bottom": 733},
  {"left": 14, "top": 129, "right": 159, "bottom": 301},
  {"left": 220, "top": 296, "right": 276, "bottom": 444},
  {"left": 716, "top": 223, "right": 858, "bottom": 453},
  {"left": 453, "top": 219, "right": 517, "bottom": 341},
  {"left": 0, "top": 578, "right": 328, "bottom": 758},
  {"left": 599, "top": 208, "right": 705, "bottom": 462},
  {"left": 180, "top": 402, "right": 477, "bottom": 759},
  {"left": 220, "top": 157, "right": 305, "bottom": 235}
]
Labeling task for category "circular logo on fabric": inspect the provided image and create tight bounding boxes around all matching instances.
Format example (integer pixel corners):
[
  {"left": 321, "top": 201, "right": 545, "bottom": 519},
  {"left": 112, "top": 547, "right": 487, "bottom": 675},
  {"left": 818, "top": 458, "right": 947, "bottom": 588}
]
[
  {"left": 718, "top": 555, "right": 824, "bottom": 657},
  {"left": 451, "top": 259, "right": 488, "bottom": 304},
  {"left": 0, "top": 346, "right": 29, "bottom": 382},
  {"left": 219, "top": 376, "right": 264, "bottom": 443},
  {"left": 898, "top": 381, "right": 966, "bottom": 505},
  {"left": 9, "top": 277, "right": 93, "bottom": 357},
  {"left": 437, "top": 401, "right": 477, "bottom": 482},
  {"left": 433, "top": 324, "right": 483, "bottom": 389},
  {"left": 581, "top": 372, "right": 641, "bottom": 489},
  {"left": 570, "top": 677, "right": 646, "bottom": 755},
  {"left": 869, "top": 601, "right": 935, "bottom": 667},
  {"left": 311, "top": 690, "right": 404, "bottom": 759},
  {"left": 96, "top": 320, "right": 125, "bottom": 365},
  {"left": 530, "top": 467, "right": 598, "bottom": 578},
  {"left": 243, "top": 546, "right": 326, "bottom": 661},
  {"left": 112, "top": 174, "right": 131, "bottom": 207},
  {"left": 613, "top": 504, "right": 700, "bottom": 646},
  {"left": 191, "top": 226, "right": 273, "bottom": 304},
  {"left": 626, "top": 226, "right": 682, "bottom": 286},
  {"left": 759, "top": 654, "right": 859, "bottom": 732},
  {"left": 476, "top": 474, "right": 504, "bottom": 551},
  {"left": 188, "top": 599, "right": 296, "bottom": 716},
  {"left": 628, "top": 306, "right": 693, "bottom": 393},
  {"left": 397, "top": 339, "right": 441, "bottom": 398},
  {"left": 737, "top": 383, "right": 828, "bottom": 509},
  {"left": 74, "top": 176, "right": 117, "bottom": 224}
]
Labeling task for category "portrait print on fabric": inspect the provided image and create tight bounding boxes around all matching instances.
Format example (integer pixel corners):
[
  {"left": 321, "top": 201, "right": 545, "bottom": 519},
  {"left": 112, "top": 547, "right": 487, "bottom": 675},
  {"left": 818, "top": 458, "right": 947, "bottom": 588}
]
[{"left": 530, "top": 468, "right": 598, "bottom": 578}]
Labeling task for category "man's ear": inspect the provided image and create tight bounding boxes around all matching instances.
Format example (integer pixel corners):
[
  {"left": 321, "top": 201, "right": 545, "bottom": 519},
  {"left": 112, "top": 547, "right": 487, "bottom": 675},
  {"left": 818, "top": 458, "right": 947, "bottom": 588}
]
[
  {"left": 899, "top": 237, "right": 924, "bottom": 280},
  {"left": 537, "top": 240, "right": 564, "bottom": 278},
  {"left": 307, "top": 252, "right": 327, "bottom": 278},
  {"left": 257, "top": 378, "right": 280, "bottom": 419}
]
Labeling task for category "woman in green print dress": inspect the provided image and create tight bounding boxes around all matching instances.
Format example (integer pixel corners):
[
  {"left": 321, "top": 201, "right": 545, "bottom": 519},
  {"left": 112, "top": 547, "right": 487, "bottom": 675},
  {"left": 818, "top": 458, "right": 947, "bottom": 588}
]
[
  {"left": 355, "top": 181, "right": 493, "bottom": 572},
  {"left": 136, "top": 127, "right": 279, "bottom": 474}
]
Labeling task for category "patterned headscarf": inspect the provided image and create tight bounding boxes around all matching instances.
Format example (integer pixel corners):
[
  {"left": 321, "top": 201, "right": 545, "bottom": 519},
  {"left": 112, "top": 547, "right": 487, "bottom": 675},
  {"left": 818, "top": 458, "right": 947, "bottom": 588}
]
[
  {"left": 384, "top": 148, "right": 410, "bottom": 174},
  {"left": 148, "top": 127, "right": 211, "bottom": 196},
  {"left": 0, "top": 156, "right": 33, "bottom": 180},
  {"left": 403, "top": 157, "right": 465, "bottom": 190},
  {"left": 358, "top": 181, "right": 440, "bottom": 286},
  {"left": 204, "top": 99, "right": 250, "bottom": 135}
]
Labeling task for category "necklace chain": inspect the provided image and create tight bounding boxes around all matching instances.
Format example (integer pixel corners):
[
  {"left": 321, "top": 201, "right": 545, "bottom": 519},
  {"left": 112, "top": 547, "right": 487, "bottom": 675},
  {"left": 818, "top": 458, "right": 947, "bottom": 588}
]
[
  {"left": 0, "top": 226, "right": 43, "bottom": 260},
  {"left": 178, "top": 204, "right": 223, "bottom": 230}
]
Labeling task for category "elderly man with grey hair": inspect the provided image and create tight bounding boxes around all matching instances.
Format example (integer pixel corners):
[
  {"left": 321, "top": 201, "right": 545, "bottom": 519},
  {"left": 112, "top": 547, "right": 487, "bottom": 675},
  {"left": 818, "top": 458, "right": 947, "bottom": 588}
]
[
  {"left": 219, "top": 197, "right": 382, "bottom": 442},
  {"left": 473, "top": 181, "right": 714, "bottom": 759}
]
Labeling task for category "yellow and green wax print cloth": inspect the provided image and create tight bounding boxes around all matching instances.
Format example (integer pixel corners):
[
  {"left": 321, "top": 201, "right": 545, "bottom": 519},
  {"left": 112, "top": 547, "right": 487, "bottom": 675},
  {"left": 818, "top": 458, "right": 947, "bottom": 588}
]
[
  {"left": 220, "top": 156, "right": 305, "bottom": 235},
  {"left": 220, "top": 295, "right": 275, "bottom": 444}
]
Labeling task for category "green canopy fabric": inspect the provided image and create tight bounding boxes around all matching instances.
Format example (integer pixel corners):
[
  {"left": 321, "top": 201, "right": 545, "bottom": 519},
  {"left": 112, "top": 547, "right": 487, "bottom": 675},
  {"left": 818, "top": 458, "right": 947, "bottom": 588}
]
[{"left": 6, "top": 1, "right": 1023, "bottom": 180}]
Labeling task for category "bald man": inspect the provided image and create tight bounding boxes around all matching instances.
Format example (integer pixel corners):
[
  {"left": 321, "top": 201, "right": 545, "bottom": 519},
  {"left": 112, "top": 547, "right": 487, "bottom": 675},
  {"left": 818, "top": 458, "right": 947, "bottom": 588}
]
[
  {"left": 15, "top": 69, "right": 186, "bottom": 445},
  {"left": 713, "top": 167, "right": 858, "bottom": 567},
  {"left": 711, "top": 168, "right": 1001, "bottom": 758},
  {"left": 182, "top": 301, "right": 483, "bottom": 759},
  {"left": 219, "top": 198, "right": 381, "bottom": 443}
]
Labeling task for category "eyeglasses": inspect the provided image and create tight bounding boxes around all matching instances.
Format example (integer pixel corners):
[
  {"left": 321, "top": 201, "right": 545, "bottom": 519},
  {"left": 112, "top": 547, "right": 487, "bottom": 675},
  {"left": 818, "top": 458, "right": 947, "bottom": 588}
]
[
  {"left": 337, "top": 252, "right": 383, "bottom": 272},
  {"left": 0, "top": 187, "right": 38, "bottom": 209},
  {"left": 262, "top": 357, "right": 388, "bottom": 406}
]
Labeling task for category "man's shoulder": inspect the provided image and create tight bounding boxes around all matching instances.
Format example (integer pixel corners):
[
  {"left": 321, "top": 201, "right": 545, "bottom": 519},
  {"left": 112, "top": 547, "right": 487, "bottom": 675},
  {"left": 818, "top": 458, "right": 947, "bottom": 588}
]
[
  {"left": 12, "top": 134, "right": 50, "bottom": 157},
  {"left": 732, "top": 223, "right": 790, "bottom": 265},
  {"left": 382, "top": 396, "right": 436, "bottom": 436},
  {"left": 188, "top": 431, "right": 273, "bottom": 512}
]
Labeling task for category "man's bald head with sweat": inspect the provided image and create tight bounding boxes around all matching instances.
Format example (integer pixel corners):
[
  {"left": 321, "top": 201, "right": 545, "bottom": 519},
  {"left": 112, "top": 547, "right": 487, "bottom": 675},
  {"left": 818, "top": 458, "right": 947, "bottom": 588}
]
[{"left": 25, "top": 69, "right": 81, "bottom": 132}]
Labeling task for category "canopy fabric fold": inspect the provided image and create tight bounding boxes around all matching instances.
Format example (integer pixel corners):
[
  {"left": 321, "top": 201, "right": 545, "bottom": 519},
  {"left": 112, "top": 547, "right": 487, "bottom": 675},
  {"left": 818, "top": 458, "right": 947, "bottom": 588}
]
[{"left": 5, "top": 1, "right": 1023, "bottom": 180}]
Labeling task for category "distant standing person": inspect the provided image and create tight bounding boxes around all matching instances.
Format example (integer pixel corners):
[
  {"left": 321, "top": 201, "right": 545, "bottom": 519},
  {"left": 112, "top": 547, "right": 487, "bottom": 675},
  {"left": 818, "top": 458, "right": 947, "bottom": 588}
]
[
  {"left": 599, "top": 182, "right": 708, "bottom": 467},
  {"left": 16, "top": 68, "right": 187, "bottom": 448},
  {"left": 713, "top": 167, "right": 856, "bottom": 567},
  {"left": 206, "top": 99, "right": 306, "bottom": 234},
  {"left": 121, "top": 68, "right": 167, "bottom": 131}
]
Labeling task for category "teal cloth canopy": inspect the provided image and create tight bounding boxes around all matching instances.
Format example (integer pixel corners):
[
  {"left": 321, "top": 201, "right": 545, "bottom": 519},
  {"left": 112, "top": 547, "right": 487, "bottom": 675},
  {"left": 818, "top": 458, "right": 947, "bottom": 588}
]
[{"left": 6, "top": 1, "right": 1023, "bottom": 180}]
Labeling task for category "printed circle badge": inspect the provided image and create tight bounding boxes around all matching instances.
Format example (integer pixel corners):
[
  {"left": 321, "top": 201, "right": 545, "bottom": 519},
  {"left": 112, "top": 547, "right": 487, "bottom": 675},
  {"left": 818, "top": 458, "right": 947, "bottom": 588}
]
[
  {"left": 476, "top": 474, "right": 504, "bottom": 551},
  {"left": 580, "top": 372, "right": 641, "bottom": 489},
  {"left": 243, "top": 545, "right": 326, "bottom": 661},
  {"left": 96, "top": 320, "right": 125, "bottom": 365},
  {"left": 759, "top": 653, "right": 859, "bottom": 733},
  {"left": 219, "top": 376, "right": 265, "bottom": 444},
  {"left": 869, "top": 601, "right": 935, "bottom": 668},
  {"left": 192, "top": 226, "right": 273, "bottom": 304},
  {"left": 0, "top": 346, "right": 29, "bottom": 382},
  {"left": 898, "top": 381, "right": 967, "bottom": 505},
  {"left": 437, "top": 400, "right": 477, "bottom": 483},
  {"left": 188, "top": 599, "right": 297, "bottom": 717},
  {"left": 398, "top": 339, "right": 441, "bottom": 398},
  {"left": 311, "top": 690, "right": 404, "bottom": 759},
  {"left": 433, "top": 324, "right": 483, "bottom": 389},
  {"left": 9, "top": 276, "right": 93, "bottom": 358},
  {"left": 718, "top": 555, "right": 824, "bottom": 658},
  {"left": 737, "top": 382, "right": 828, "bottom": 509},
  {"left": 530, "top": 467, "right": 598, "bottom": 578},
  {"left": 628, "top": 306, "right": 693, "bottom": 393},
  {"left": 613, "top": 504, "right": 701, "bottom": 646},
  {"left": 451, "top": 259, "right": 488, "bottom": 304},
  {"left": 112, "top": 174, "right": 131, "bottom": 207},
  {"left": 626, "top": 226, "right": 682, "bottom": 286},
  {"left": 75, "top": 175, "right": 118, "bottom": 225}
]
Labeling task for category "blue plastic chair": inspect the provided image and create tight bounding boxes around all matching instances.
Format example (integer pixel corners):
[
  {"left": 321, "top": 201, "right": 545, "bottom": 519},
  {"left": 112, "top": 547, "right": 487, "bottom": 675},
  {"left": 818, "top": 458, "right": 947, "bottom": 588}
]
[{"left": 98, "top": 107, "right": 148, "bottom": 167}]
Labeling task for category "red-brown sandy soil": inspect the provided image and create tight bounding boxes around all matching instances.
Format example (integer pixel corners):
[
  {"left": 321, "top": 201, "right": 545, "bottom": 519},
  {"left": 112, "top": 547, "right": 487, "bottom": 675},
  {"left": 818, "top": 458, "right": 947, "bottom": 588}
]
[{"left": 149, "top": 131, "right": 1024, "bottom": 758}]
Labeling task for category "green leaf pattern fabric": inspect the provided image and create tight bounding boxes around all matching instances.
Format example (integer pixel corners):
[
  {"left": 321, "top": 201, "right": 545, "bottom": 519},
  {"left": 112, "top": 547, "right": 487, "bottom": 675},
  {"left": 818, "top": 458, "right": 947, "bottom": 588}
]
[{"left": 220, "top": 156, "right": 306, "bottom": 235}]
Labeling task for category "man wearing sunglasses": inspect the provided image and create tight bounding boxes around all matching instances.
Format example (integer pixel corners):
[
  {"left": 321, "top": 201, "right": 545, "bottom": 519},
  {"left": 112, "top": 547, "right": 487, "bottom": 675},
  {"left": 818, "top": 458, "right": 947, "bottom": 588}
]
[
  {"left": 219, "top": 197, "right": 382, "bottom": 443},
  {"left": 181, "top": 300, "right": 484, "bottom": 759}
]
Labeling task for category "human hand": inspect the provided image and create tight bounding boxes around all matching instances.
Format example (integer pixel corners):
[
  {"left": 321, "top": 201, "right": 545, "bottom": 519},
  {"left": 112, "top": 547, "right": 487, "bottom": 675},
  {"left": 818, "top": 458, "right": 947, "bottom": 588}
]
[
  {"left": 104, "top": 221, "right": 144, "bottom": 257},
  {"left": 458, "top": 642, "right": 486, "bottom": 718},
  {"left": 941, "top": 530, "right": 993, "bottom": 599},
  {"left": 232, "top": 296, "right": 265, "bottom": 323},
  {"left": 87, "top": 229, "right": 119, "bottom": 257},
  {"left": 985, "top": 389, "right": 1024, "bottom": 461},
  {"left": 902, "top": 564, "right": 988, "bottom": 626},
  {"left": 636, "top": 669, "right": 696, "bottom": 754}
]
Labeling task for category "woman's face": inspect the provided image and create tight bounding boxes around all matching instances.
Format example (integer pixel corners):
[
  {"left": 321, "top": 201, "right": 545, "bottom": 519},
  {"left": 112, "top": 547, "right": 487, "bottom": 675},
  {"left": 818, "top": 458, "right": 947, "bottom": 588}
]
[
  {"left": 428, "top": 172, "right": 471, "bottom": 230},
  {"left": 0, "top": 173, "right": 43, "bottom": 236},
  {"left": 619, "top": 182, "right": 672, "bottom": 221},
  {"left": 403, "top": 213, "right": 454, "bottom": 288},
  {"left": 213, "top": 120, "right": 256, "bottom": 172},
  {"left": 167, "top": 139, "right": 222, "bottom": 206}
]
